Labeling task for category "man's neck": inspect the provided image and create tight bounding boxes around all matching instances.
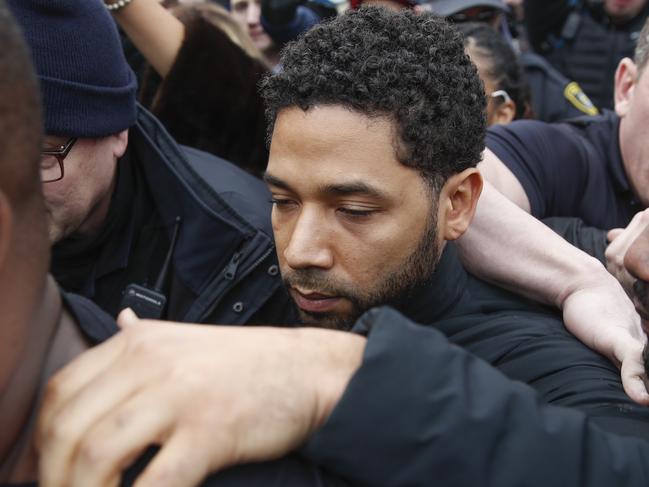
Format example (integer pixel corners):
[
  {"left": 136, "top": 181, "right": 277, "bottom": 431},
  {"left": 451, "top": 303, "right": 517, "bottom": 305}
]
[{"left": 0, "top": 278, "right": 91, "bottom": 484}]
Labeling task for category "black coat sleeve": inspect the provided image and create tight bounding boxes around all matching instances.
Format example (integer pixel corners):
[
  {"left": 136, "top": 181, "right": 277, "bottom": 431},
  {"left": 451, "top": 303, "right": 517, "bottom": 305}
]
[
  {"left": 303, "top": 307, "right": 649, "bottom": 487},
  {"left": 542, "top": 217, "right": 607, "bottom": 264}
]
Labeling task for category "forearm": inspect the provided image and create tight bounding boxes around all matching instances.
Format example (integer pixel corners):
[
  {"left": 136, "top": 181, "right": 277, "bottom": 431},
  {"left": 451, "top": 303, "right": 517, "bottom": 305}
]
[
  {"left": 457, "top": 181, "right": 606, "bottom": 309},
  {"left": 109, "top": 0, "right": 184, "bottom": 77},
  {"left": 458, "top": 184, "right": 647, "bottom": 403},
  {"left": 542, "top": 216, "right": 607, "bottom": 265}
]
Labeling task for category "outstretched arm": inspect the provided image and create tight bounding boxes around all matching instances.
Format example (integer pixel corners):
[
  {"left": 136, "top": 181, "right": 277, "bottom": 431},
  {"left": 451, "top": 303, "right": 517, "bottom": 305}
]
[
  {"left": 107, "top": 0, "right": 184, "bottom": 77},
  {"left": 457, "top": 181, "right": 648, "bottom": 404},
  {"left": 38, "top": 308, "right": 649, "bottom": 487}
]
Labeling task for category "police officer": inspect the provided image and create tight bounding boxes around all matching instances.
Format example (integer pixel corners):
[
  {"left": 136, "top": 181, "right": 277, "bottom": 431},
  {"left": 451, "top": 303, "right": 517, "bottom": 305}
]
[
  {"left": 525, "top": 0, "right": 649, "bottom": 110},
  {"left": 9, "top": 0, "right": 295, "bottom": 325},
  {"left": 427, "top": 0, "right": 600, "bottom": 121}
]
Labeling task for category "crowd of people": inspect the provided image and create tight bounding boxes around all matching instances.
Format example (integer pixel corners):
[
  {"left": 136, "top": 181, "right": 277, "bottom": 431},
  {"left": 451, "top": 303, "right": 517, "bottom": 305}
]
[{"left": 2, "top": 0, "right": 649, "bottom": 486}]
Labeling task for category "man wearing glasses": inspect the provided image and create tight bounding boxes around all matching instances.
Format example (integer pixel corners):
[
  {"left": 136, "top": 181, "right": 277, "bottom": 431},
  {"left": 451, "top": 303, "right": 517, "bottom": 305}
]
[{"left": 8, "top": 0, "right": 295, "bottom": 326}]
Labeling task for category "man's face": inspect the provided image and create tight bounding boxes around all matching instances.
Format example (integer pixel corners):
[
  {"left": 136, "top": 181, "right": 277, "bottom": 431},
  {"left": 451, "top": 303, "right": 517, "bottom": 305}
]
[
  {"left": 230, "top": 0, "right": 274, "bottom": 54},
  {"left": 41, "top": 134, "right": 124, "bottom": 243},
  {"left": 604, "top": 0, "right": 646, "bottom": 23},
  {"left": 266, "top": 106, "right": 443, "bottom": 329},
  {"left": 617, "top": 62, "right": 649, "bottom": 207}
]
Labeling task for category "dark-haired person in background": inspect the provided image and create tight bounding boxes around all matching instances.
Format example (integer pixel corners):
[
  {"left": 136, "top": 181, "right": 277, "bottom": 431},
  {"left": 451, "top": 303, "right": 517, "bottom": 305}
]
[
  {"left": 457, "top": 21, "right": 534, "bottom": 125},
  {"left": 112, "top": 0, "right": 272, "bottom": 177},
  {"left": 38, "top": 8, "right": 649, "bottom": 487},
  {"left": 427, "top": 0, "right": 600, "bottom": 122}
]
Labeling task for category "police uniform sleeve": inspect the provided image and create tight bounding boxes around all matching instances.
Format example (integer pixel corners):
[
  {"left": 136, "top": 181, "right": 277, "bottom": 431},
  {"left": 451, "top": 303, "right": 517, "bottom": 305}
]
[
  {"left": 486, "top": 121, "right": 590, "bottom": 219},
  {"left": 302, "top": 307, "right": 649, "bottom": 487}
]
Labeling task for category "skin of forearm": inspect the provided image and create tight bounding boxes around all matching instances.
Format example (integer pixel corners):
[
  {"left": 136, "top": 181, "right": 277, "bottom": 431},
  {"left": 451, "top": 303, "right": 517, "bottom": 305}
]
[
  {"left": 111, "top": 0, "right": 184, "bottom": 77},
  {"left": 457, "top": 182, "right": 612, "bottom": 309},
  {"left": 294, "top": 327, "right": 366, "bottom": 431}
]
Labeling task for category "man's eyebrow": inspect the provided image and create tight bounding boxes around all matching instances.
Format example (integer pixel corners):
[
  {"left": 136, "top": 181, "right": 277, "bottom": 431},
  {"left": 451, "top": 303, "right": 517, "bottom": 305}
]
[
  {"left": 264, "top": 173, "right": 390, "bottom": 200},
  {"left": 263, "top": 173, "right": 295, "bottom": 192},
  {"left": 322, "top": 181, "right": 390, "bottom": 200}
]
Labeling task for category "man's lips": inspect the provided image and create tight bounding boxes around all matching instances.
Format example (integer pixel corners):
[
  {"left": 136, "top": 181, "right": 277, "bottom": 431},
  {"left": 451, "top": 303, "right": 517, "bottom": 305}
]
[{"left": 290, "top": 288, "right": 342, "bottom": 313}]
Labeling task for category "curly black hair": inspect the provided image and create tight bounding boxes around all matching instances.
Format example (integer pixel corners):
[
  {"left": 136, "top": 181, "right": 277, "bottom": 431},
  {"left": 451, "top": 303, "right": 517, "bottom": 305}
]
[{"left": 261, "top": 7, "right": 487, "bottom": 189}]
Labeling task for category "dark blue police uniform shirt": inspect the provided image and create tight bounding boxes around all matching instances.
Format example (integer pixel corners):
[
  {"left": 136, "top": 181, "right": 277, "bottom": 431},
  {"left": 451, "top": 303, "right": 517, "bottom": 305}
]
[
  {"left": 486, "top": 110, "right": 643, "bottom": 229},
  {"left": 0, "top": 293, "right": 346, "bottom": 487}
]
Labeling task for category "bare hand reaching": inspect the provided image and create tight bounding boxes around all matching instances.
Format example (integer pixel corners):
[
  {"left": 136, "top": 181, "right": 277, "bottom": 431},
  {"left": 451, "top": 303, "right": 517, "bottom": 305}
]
[{"left": 37, "top": 310, "right": 365, "bottom": 487}]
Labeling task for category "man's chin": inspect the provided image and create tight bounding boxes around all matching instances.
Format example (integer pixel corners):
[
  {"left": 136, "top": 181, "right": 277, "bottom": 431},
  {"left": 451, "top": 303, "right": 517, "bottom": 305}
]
[{"left": 296, "top": 308, "right": 357, "bottom": 331}]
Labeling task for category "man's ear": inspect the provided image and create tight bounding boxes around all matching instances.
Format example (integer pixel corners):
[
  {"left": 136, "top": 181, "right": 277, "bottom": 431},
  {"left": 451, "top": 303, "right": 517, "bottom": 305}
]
[
  {"left": 490, "top": 99, "right": 517, "bottom": 126},
  {"left": 615, "top": 58, "right": 638, "bottom": 117},
  {"left": 110, "top": 129, "right": 129, "bottom": 159},
  {"left": 0, "top": 191, "right": 13, "bottom": 270},
  {"left": 439, "top": 168, "right": 483, "bottom": 241}
]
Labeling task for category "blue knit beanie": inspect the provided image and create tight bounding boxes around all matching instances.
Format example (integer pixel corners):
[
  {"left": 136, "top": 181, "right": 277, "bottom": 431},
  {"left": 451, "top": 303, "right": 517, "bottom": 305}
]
[{"left": 7, "top": 0, "right": 137, "bottom": 137}]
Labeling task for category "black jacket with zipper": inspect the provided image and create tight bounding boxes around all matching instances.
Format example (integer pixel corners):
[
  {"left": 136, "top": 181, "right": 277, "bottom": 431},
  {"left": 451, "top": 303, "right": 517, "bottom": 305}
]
[{"left": 52, "top": 105, "right": 296, "bottom": 326}]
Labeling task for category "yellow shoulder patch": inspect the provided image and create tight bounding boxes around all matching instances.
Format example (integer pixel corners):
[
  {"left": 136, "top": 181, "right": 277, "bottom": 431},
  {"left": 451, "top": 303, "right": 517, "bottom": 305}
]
[{"left": 563, "top": 82, "right": 599, "bottom": 116}]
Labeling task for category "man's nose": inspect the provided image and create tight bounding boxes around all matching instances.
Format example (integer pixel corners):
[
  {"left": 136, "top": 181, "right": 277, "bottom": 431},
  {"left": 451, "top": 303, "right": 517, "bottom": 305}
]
[{"left": 283, "top": 209, "right": 334, "bottom": 270}]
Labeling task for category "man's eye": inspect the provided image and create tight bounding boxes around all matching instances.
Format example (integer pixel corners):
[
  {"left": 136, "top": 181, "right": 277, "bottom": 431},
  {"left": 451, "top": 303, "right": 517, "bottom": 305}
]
[
  {"left": 338, "top": 207, "right": 377, "bottom": 218},
  {"left": 270, "top": 198, "right": 297, "bottom": 209}
]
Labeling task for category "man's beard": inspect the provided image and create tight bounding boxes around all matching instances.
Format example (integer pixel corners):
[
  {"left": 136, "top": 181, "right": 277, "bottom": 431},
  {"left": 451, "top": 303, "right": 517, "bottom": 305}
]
[{"left": 283, "top": 212, "right": 441, "bottom": 331}]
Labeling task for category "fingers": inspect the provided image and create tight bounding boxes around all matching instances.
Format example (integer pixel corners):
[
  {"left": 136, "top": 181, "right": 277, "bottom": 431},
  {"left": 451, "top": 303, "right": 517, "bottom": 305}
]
[
  {"left": 37, "top": 335, "right": 126, "bottom": 449},
  {"left": 608, "top": 228, "right": 624, "bottom": 242},
  {"left": 621, "top": 352, "right": 649, "bottom": 406},
  {"left": 39, "top": 353, "right": 156, "bottom": 487},
  {"left": 69, "top": 390, "right": 175, "bottom": 487},
  {"left": 133, "top": 430, "right": 214, "bottom": 487},
  {"left": 117, "top": 307, "right": 141, "bottom": 329},
  {"left": 613, "top": 332, "right": 649, "bottom": 406}
]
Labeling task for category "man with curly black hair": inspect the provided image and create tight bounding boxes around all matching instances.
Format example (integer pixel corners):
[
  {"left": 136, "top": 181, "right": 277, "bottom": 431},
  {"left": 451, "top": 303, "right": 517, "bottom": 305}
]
[
  {"left": 36, "top": 8, "right": 649, "bottom": 487},
  {"left": 262, "top": 7, "right": 487, "bottom": 328}
]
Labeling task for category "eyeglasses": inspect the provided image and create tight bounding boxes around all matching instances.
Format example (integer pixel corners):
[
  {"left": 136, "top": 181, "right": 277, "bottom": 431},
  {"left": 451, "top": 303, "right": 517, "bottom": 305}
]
[
  {"left": 490, "top": 89, "right": 512, "bottom": 104},
  {"left": 41, "top": 137, "right": 77, "bottom": 183},
  {"left": 448, "top": 7, "right": 501, "bottom": 23}
]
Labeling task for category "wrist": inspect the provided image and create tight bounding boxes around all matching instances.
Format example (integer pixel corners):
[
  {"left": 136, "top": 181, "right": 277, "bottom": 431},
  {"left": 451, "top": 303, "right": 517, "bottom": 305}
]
[{"left": 295, "top": 328, "right": 365, "bottom": 432}]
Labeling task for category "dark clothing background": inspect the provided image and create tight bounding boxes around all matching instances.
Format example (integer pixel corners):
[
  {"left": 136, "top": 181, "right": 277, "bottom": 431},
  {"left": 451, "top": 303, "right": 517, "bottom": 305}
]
[
  {"left": 486, "top": 110, "right": 643, "bottom": 229},
  {"left": 52, "top": 106, "right": 296, "bottom": 326},
  {"left": 524, "top": 0, "right": 649, "bottom": 110},
  {"left": 304, "top": 245, "right": 649, "bottom": 485}
]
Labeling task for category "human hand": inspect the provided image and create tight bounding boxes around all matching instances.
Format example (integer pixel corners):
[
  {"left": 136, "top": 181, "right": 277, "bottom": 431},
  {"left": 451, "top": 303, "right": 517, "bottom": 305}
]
[
  {"left": 624, "top": 219, "right": 649, "bottom": 327},
  {"left": 606, "top": 209, "right": 649, "bottom": 296},
  {"left": 562, "top": 272, "right": 649, "bottom": 406},
  {"left": 37, "top": 310, "right": 365, "bottom": 487}
]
